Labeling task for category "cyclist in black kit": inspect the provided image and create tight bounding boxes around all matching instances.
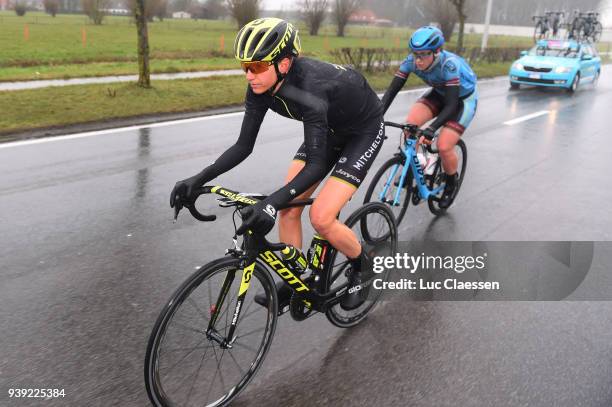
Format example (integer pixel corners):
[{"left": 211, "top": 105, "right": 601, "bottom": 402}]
[{"left": 170, "top": 18, "right": 385, "bottom": 310}]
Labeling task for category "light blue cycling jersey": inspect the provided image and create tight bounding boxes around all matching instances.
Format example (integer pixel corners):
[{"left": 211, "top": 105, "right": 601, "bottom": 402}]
[{"left": 397, "top": 50, "right": 477, "bottom": 98}]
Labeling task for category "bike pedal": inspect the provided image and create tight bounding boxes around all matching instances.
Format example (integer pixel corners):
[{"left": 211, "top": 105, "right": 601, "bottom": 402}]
[{"left": 278, "top": 304, "right": 290, "bottom": 316}]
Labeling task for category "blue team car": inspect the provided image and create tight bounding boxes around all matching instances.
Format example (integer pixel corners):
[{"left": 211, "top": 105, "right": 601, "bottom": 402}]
[{"left": 509, "top": 39, "right": 601, "bottom": 92}]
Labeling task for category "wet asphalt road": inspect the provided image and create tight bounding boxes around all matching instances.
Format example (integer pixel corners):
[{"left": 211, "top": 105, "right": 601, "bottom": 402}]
[{"left": 2, "top": 67, "right": 612, "bottom": 407}]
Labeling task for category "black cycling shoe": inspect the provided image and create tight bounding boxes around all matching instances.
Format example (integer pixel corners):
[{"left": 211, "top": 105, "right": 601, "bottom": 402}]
[
  {"left": 439, "top": 173, "right": 458, "bottom": 209},
  {"left": 254, "top": 281, "right": 292, "bottom": 311},
  {"left": 340, "top": 250, "right": 373, "bottom": 311}
]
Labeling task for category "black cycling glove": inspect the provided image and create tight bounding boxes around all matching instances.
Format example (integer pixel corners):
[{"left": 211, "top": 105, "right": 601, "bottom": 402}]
[
  {"left": 169, "top": 169, "right": 213, "bottom": 208},
  {"left": 236, "top": 199, "right": 278, "bottom": 236},
  {"left": 420, "top": 127, "right": 436, "bottom": 141}
]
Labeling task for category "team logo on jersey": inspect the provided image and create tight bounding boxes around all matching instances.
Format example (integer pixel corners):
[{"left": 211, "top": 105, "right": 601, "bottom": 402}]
[
  {"left": 445, "top": 61, "right": 457, "bottom": 73},
  {"left": 338, "top": 157, "right": 347, "bottom": 164}
]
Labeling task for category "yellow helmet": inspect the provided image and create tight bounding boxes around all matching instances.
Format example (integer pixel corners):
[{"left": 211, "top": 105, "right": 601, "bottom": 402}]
[{"left": 234, "top": 18, "right": 301, "bottom": 63}]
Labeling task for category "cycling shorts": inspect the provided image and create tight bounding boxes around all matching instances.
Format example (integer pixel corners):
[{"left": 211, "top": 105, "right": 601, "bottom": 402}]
[
  {"left": 417, "top": 88, "right": 478, "bottom": 135},
  {"left": 292, "top": 117, "right": 385, "bottom": 188}
]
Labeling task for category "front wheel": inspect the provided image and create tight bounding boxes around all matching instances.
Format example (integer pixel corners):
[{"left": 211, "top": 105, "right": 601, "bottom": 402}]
[
  {"left": 145, "top": 257, "right": 278, "bottom": 407},
  {"left": 363, "top": 154, "right": 413, "bottom": 226},
  {"left": 427, "top": 139, "right": 468, "bottom": 215},
  {"left": 325, "top": 202, "right": 397, "bottom": 328},
  {"left": 510, "top": 82, "right": 520, "bottom": 90},
  {"left": 567, "top": 73, "right": 580, "bottom": 93}
]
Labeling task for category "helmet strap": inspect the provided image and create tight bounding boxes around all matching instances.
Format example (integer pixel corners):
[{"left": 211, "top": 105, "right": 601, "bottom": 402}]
[{"left": 269, "top": 56, "right": 293, "bottom": 94}]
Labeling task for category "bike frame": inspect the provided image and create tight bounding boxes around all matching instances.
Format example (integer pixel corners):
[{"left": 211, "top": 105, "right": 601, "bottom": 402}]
[
  {"left": 203, "top": 199, "right": 351, "bottom": 348},
  {"left": 378, "top": 137, "right": 445, "bottom": 207}
]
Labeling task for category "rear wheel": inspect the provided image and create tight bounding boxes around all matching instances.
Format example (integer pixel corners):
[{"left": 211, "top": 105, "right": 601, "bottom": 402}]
[
  {"left": 592, "top": 22, "right": 603, "bottom": 43},
  {"left": 427, "top": 139, "right": 468, "bottom": 215},
  {"left": 533, "top": 22, "right": 547, "bottom": 42},
  {"left": 324, "top": 202, "right": 397, "bottom": 328}
]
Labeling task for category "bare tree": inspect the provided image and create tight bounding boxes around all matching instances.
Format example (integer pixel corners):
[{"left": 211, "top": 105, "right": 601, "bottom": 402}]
[
  {"left": 170, "top": 0, "right": 192, "bottom": 12},
  {"left": 132, "top": 0, "right": 150, "bottom": 87},
  {"left": 126, "top": 0, "right": 168, "bottom": 22},
  {"left": 333, "top": 0, "right": 361, "bottom": 37},
  {"left": 14, "top": 2, "right": 27, "bottom": 16},
  {"left": 82, "top": 0, "right": 110, "bottom": 24},
  {"left": 300, "top": 0, "right": 328, "bottom": 36},
  {"left": 154, "top": 0, "right": 168, "bottom": 21},
  {"left": 448, "top": 0, "right": 474, "bottom": 52},
  {"left": 420, "top": 0, "right": 456, "bottom": 43},
  {"left": 43, "top": 0, "right": 59, "bottom": 16},
  {"left": 226, "top": 0, "right": 261, "bottom": 29}
]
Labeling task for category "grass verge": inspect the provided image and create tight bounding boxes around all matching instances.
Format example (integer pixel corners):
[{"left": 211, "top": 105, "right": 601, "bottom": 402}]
[
  {"left": 0, "top": 11, "right": 536, "bottom": 81},
  {"left": 0, "top": 61, "right": 513, "bottom": 136}
]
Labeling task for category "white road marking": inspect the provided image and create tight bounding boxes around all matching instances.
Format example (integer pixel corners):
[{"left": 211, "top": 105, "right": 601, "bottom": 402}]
[
  {"left": 503, "top": 110, "right": 550, "bottom": 126},
  {"left": 1, "top": 77, "right": 508, "bottom": 150}
]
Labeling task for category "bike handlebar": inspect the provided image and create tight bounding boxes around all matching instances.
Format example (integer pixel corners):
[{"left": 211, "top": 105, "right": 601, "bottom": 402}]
[
  {"left": 384, "top": 121, "right": 439, "bottom": 154},
  {"left": 174, "top": 185, "right": 314, "bottom": 222}
]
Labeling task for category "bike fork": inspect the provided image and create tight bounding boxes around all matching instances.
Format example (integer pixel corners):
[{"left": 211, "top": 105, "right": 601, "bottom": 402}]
[{"left": 206, "top": 260, "right": 255, "bottom": 349}]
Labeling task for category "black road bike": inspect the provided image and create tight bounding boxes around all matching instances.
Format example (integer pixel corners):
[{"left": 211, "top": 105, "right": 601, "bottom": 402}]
[{"left": 144, "top": 186, "right": 397, "bottom": 407}]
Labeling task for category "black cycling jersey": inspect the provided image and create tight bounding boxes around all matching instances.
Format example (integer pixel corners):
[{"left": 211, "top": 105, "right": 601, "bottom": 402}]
[{"left": 201, "top": 57, "right": 383, "bottom": 208}]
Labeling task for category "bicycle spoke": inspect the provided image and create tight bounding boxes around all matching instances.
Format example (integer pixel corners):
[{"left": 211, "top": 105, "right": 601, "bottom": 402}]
[
  {"left": 171, "top": 321, "right": 206, "bottom": 336},
  {"left": 160, "top": 336, "right": 208, "bottom": 378},
  {"left": 208, "top": 278, "right": 213, "bottom": 315},
  {"left": 162, "top": 344, "right": 213, "bottom": 354},
  {"left": 231, "top": 340, "right": 259, "bottom": 354},
  {"left": 216, "top": 348, "right": 228, "bottom": 394},
  {"left": 184, "top": 344, "right": 211, "bottom": 406},
  {"left": 205, "top": 346, "right": 221, "bottom": 405},
  {"left": 219, "top": 303, "right": 261, "bottom": 333},
  {"left": 187, "top": 297, "right": 210, "bottom": 323},
  {"left": 228, "top": 349, "right": 246, "bottom": 377},
  {"left": 234, "top": 326, "right": 266, "bottom": 340}
]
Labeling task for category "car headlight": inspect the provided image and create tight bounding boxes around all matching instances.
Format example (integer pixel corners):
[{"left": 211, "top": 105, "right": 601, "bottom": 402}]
[
  {"left": 555, "top": 66, "right": 572, "bottom": 74},
  {"left": 513, "top": 63, "right": 524, "bottom": 70}
]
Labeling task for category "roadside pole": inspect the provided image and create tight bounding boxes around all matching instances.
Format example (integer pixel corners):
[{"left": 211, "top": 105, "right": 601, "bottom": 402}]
[{"left": 481, "top": 0, "right": 494, "bottom": 52}]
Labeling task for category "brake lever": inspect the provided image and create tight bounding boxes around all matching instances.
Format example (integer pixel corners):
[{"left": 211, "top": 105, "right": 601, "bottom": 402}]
[{"left": 173, "top": 201, "right": 183, "bottom": 222}]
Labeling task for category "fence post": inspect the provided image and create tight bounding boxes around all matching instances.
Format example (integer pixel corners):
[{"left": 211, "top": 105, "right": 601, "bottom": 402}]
[{"left": 24, "top": 24, "right": 29, "bottom": 41}]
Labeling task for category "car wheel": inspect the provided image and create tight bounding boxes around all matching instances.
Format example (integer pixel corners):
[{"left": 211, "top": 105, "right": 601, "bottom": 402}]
[
  {"left": 510, "top": 82, "right": 520, "bottom": 90},
  {"left": 593, "top": 70, "right": 600, "bottom": 87},
  {"left": 567, "top": 73, "right": 580, "bottom": 93}
]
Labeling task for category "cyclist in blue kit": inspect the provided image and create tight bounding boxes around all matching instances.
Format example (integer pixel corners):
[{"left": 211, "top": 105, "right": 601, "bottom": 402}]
[{"left": 381, "top": 26, "right": 478, "bottom": 208}]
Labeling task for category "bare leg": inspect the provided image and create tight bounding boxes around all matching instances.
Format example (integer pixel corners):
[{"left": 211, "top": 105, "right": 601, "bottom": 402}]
[
  {"left": 437, "top": 127, "right": 461, "bottom": 174},
  {"left": 278, "top": 160, "right": 321, "bottom": 249},
  {"left": 309, "top": 178, "right": 360, "bottom": 258}
]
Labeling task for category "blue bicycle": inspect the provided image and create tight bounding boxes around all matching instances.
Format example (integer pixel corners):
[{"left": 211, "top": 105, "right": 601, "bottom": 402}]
[{"left": 363, "top": 121, "right": 467, "bottom": 223}]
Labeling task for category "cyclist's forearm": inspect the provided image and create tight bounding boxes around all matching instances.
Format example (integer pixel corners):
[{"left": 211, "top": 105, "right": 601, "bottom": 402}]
[
  {"left": 266, "top": 158, "right": 328, "bottom": 207},
  {"left": 381, "top": 74, "right": 408, "bottom": 114},
  {"left": 200, "top": 143, "right": 253, "bottom": 180},
  {"left": 429, "top": 86, "right": 460, "bottom": 131}
]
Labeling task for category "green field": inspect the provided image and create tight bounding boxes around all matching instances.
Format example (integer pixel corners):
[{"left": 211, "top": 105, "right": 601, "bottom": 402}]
[
  {"left": 0, "top": 61, "right": 512, "bottom": 135},
  {"left": 0, "top": 11, "right": 535, "bottom": 81}
]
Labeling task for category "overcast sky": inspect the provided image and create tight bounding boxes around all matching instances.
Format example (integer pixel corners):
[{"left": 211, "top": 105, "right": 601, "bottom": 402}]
[
  {"left": 261, "top": 0, "right": 612, "bottom": 26},
  {"left": 262, "top": 0, "right": 299, "bottom": 10}
]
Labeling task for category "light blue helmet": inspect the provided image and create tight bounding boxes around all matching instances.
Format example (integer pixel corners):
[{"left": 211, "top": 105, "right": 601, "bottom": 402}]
[{"left": 409, "top": 26, "right": 445, "bottom": 52}]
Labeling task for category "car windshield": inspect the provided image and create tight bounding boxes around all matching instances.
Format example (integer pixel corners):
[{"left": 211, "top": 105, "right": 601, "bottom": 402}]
[{"left": 529, "top": 42, "right": 579, "bottom": 58}]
